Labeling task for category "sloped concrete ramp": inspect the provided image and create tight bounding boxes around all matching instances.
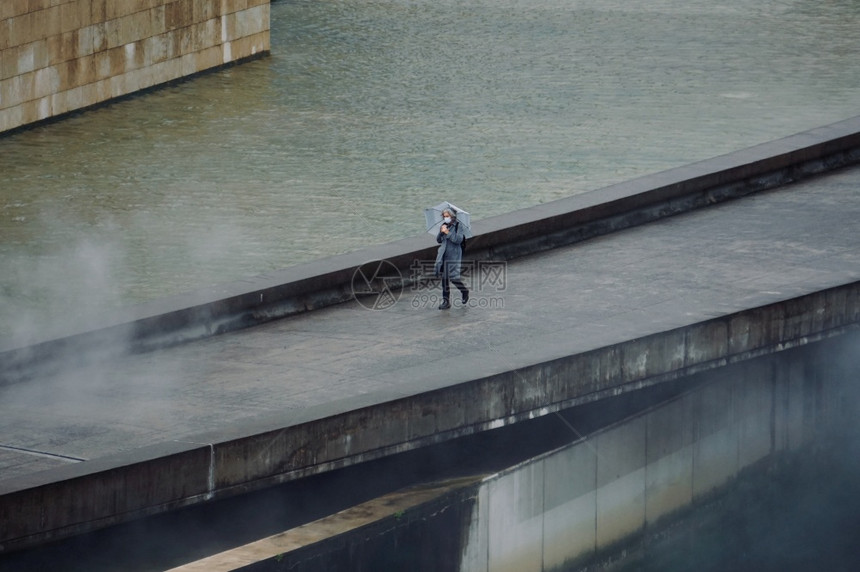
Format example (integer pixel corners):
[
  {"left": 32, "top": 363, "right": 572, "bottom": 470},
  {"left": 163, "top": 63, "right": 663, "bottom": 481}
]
[{"left": 2, "top": 119, "right": 860, "bottom": 555}]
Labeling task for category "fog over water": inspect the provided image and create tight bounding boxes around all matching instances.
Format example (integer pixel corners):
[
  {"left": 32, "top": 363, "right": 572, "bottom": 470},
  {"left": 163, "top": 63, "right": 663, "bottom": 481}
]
[{"left": 1, "top": 0, "right": 859, "bottom": 345}]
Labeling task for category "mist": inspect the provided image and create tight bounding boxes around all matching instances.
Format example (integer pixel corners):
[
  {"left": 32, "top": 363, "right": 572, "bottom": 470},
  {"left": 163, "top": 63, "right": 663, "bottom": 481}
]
[{"left": 0, "top": 200, "right": 253, "bottom": 349}]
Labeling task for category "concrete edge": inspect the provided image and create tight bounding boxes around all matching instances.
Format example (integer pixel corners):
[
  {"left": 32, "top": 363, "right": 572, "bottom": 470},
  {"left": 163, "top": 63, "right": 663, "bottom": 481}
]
[
  {"left": 164, "top": 475, "right": 485, "bottom": 572},
  {"left": 2, "top": 279, "right": 859, "bottom": 553},
  {"left": 0, "top": 51, "right": 273, "bottom": 139},
  {"left": 2, "top": 115, "right": 860, "bottom": 377},
  {"left": 156, "top": 326, "right": 859, "bottom": 572}
]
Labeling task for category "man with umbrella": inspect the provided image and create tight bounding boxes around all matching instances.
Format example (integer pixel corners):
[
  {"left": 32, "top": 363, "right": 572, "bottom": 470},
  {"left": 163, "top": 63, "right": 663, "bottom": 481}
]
[{"left": 432, "top": 205, "right": 470, "bottom": 309}]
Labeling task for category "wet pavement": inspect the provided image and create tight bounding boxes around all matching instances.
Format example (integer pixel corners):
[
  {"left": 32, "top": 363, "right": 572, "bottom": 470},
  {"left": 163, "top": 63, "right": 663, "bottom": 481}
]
[{"left": 2, "top": 163, "right": 859, "bottom": 484}]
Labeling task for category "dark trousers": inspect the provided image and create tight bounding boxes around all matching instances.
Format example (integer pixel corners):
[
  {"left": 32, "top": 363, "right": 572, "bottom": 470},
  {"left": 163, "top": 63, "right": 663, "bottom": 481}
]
[{"left": 441, "top": 275, "right": 468, "bottom": 301}]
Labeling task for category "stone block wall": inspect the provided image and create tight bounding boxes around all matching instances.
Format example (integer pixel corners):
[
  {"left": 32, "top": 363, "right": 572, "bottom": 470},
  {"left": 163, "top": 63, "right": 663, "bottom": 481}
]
[{"left": 0, "top": 0, "right": 270, "bottom": 134}]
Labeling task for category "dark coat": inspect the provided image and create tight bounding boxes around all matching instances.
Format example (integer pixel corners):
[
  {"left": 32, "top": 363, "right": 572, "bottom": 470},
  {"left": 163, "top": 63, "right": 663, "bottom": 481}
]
[{"left": 434, "top": 221, "right": 465, "bottom": 279}]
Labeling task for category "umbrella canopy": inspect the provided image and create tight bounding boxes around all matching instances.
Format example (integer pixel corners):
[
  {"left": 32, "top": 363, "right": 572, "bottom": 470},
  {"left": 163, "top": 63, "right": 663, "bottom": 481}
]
[{"left": 424, "top": 201, "right": 473, "bottom": 238}]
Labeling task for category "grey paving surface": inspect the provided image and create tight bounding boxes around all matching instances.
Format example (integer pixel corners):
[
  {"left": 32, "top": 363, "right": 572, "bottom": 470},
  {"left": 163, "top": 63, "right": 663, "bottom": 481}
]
[{"left": 2, "top": 166, "right": 860, "bottom": 482}]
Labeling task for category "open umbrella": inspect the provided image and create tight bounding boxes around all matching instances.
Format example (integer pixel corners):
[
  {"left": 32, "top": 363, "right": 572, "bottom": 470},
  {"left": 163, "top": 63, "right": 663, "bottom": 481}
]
[{"left": 424, "top": 201, "right": 473, "bottom": 238}]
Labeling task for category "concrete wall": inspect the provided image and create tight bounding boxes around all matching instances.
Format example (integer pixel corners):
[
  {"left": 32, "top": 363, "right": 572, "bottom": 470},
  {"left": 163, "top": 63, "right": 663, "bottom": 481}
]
[
  {"left": 166, "top": 334, "right": 856, "bottom": 571},
  {"left": 2, "top": 278, "right": 858, "bottom": 554},
  {"left": 459, "top": 341, "right": 849, "bottom": 572},
  {"left": 0, "top": 0, "right": 270, "bottom": 134}
]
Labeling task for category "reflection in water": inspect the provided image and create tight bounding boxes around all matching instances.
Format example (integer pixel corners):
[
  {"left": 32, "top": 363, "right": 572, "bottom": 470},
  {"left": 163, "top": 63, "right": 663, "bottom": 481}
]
[{"left": 1, "top": 0, "right": 859, "bottom": 344}]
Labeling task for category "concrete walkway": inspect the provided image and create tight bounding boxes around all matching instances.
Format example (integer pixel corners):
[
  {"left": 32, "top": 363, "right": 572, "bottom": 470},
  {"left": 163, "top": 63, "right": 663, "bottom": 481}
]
[{"left": 2, "top": 163, "right": 859, "bottom": 484}]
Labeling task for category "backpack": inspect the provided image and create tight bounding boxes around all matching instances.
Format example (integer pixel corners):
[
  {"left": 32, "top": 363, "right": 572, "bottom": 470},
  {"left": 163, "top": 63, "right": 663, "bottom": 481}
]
[
  {"left": 452, "top": 221, "right": 466, "bottom": 254},
  {"left": 444, "top": 220, "right": 467, "bottom": 254}
]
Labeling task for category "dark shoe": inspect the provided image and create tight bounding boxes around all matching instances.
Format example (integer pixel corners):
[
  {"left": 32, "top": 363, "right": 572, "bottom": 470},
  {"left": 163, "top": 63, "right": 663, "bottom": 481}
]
[
  {"left": 462, "top": 290, "right": 469, "bottom": 304},
  {"left": 438, "top": 299, "right": 451, "bottom": 310}
]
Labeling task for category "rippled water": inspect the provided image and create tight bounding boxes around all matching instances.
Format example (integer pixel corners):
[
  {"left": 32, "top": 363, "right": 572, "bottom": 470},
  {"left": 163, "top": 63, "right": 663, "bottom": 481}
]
[{"left": 1, "top": 0, "right": 859, "bottom": 343}]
